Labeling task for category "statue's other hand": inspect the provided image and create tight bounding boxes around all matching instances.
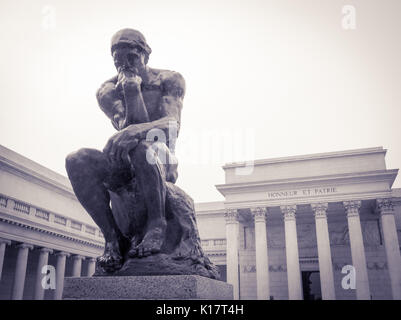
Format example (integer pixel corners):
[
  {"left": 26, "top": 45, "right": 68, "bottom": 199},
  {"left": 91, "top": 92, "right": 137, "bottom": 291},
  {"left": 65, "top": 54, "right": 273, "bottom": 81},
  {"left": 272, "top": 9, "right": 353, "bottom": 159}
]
[{"left": 103, "top": 125, "right": 143, "bottom": 167}]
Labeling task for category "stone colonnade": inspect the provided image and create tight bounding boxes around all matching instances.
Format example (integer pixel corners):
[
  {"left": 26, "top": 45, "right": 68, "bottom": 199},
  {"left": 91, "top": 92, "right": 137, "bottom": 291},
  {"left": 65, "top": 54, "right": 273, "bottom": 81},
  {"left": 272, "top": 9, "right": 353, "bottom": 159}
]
[
  {"left": 0, "top": 240, "right": 97, "bottom": 300},
  {"left": 225, "top": 198, "right": 401, "bottom": 300}
]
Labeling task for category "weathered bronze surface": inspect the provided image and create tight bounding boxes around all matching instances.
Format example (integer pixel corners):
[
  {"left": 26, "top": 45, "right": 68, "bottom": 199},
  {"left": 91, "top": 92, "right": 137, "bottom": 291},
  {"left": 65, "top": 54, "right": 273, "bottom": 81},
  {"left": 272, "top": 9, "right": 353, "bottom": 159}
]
[{"left": 66, "top": 28, "right": 219, "bottom": 279}]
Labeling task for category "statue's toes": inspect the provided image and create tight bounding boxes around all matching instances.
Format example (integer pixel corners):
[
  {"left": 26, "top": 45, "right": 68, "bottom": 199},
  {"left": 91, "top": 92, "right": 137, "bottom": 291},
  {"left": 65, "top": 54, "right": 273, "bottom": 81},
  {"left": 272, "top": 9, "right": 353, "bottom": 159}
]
[
  {"left": 137, "top": 246, "right": 145, "bottom": 257},
  {"left": 128, "top": 247, "right": 138, "bottom": 258},
  {"left": 129, "top": 245, "right": 153, "bottom": 258},
  {"left": 143, "top": 247, "right": 152, "bottom": 257},
  {"left": 111, "top": 256, "right": 122, "bottom": 267},
  {"left": 136, "top": 246, "right": 155, "bottom": 257}
]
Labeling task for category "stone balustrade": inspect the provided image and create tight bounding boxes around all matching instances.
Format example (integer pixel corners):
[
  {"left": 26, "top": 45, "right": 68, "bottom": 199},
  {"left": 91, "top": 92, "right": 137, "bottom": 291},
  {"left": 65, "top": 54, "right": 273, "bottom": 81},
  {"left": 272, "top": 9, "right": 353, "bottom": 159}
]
[{"left": 0, "top": 193, "right": 104, "bottom": 242}]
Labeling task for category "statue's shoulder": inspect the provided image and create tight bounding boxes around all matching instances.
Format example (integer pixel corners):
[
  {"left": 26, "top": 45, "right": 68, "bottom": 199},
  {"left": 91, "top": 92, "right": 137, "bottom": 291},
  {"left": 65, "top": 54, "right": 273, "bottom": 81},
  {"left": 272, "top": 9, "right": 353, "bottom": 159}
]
[{"left": 150, "top": 68, "right": 185, "bottom": 97}]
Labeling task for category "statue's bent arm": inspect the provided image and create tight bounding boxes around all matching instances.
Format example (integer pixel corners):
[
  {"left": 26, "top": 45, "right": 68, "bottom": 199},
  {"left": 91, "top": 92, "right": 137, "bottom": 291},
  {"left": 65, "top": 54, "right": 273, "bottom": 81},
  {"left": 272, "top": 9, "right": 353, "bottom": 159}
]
[
  {"left": 147, "top": 71, "right": 186, "bottom": 146},
  {"left": 122, "top": 75, "right": 150, "bottom": 126},
  {"left": 103, "top": 71, "right": 185, "bottom": 159}
]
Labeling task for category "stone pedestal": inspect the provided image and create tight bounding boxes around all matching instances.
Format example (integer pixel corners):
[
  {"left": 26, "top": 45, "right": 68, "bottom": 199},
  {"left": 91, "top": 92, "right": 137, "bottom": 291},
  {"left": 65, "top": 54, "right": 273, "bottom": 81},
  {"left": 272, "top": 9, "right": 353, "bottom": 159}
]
[{"left": 63, "top": 275, "right": 233, "bottom": 300}]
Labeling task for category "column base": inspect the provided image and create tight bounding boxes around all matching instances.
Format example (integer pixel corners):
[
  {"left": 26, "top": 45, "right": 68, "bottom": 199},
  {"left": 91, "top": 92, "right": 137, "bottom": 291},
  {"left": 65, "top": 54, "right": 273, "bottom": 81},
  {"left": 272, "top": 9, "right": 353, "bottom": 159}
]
[{"left": 63, "top": 275, "right": 233, "bottom": 300}]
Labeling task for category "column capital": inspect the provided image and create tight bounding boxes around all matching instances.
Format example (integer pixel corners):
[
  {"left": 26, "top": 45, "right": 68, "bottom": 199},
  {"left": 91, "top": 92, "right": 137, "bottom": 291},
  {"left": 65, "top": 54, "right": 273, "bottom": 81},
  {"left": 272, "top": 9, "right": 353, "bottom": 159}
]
[
  {"left": 250, "top": 207, "right": 267, "bottom": 222},
  {"left": 376, "top": 198, "right": 394, "bottom": 216},
  {"left": 0, "top": 238, "right": 11, "bottom": 246},
  {"left": 311, "top": 203, "right": 329, "bottom": 219},
  {"left": 88, "top": 257, "right": 97, "bottom": 263},
  {"left": 343, "top": 200, "right": 361, "bottom": 218},
  {"left": 38, "top": 247, "right": 53, "bottom": 254},
  {"left": 72, "top": 254, "right": 85, "bottom": 261},
  {"left": 16, "top": 243, "right": 34, "bottom": 250},
  {"left": 280, "top": 205, "right": 297, "bottom": 220},
  {"left": 225, "top": 208, "right": 239, "bottom": 223},
  {"left": 55, "top": 251, "right": 70, "bottom": 258}
]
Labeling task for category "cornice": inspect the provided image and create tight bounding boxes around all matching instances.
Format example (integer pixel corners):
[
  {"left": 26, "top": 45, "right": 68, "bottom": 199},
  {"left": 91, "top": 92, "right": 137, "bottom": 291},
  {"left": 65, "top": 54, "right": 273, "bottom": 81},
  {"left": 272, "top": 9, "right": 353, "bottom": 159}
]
[
  {"left": 216, "top": 170, "right": 398, "bottom": 195},
  {"left": 195, "top": 209, "right": 226, "bottom": 217},
  {"left": 0, "top": 216, "right": 104, "bottom": 249},
  {"left": 0, "top": 198, "right": 104, "bottom": 248},
  {"left": 222, "top": 147, "right": 386, "bottom": 169}
]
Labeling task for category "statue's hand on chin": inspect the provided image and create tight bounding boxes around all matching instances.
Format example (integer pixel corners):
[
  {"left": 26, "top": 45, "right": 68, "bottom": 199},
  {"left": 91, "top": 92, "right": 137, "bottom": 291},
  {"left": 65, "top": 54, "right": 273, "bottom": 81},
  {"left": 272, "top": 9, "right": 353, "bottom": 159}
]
[
  {"left": 116, "top": 70, "right": 142, "bottom": 94},
  {"left": 122, "top": 74, "right": 142, "bottom": 93}
]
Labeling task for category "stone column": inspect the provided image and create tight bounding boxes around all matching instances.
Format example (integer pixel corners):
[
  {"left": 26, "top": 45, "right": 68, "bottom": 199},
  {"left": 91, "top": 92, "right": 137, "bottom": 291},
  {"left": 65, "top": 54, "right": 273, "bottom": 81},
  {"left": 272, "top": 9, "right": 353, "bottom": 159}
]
[
  {"left": 71, "top": 255, "right": 85, "bottom": 277},
  {"left": 280, "top": 205, "right": 303, "bottom": 300},
  {"left": 343, "top": 200, "right": 370, "bottom": 300},
  {"left": 11, "top": 243, "right": 34, "bottom": 300},
  {"left": 225, "top": 208, "right": 240, "bottom": 300},
  {"left": 377, "top": 199, "right": 401, "bottom": 300},
  {"left": 34, "top": 248, "right": 53, "bottom": 300},
  {"left": 86, "top": 257, "right": 96, "bottom": 277},
  {"left": 251, "top": 207, "right": 270, "bottom": 300},
  {"left": 0, "top": 238, "right": 11, "bottom": 281},
  {"left": 311, "top": 203, "right": 335, "bottom": 300},
  {"left": 54, "top": 251, "right": 69, "bottom": 300}
]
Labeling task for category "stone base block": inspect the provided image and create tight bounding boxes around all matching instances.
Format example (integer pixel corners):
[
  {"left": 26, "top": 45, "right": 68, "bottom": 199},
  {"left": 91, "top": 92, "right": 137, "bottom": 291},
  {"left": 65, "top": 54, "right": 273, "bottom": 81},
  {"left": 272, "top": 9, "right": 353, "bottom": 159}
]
[{"left": 63, "top": 275, "right": 233, "bottom": 300}]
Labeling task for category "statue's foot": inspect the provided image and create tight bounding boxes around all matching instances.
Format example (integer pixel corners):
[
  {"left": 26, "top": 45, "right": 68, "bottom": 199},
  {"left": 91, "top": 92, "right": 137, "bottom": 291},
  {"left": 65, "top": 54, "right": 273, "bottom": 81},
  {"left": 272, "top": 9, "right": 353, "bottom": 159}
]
[
  {"left": 128, "top": 227, "right": 164, "bottom": 258},
  {"left": 130, "top": 234, "right": 141, "bottom": 248},
  {"left": 97, "top": 241, "right": 123, "bottom": 272},
  {"left": 173, "top": 242, "right": 200, "bottom": 260}
]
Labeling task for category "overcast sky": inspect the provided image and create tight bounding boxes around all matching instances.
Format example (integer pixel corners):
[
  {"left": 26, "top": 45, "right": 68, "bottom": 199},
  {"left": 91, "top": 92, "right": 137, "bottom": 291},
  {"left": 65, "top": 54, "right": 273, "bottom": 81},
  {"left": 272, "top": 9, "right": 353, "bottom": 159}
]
[{"left": 0, "top": 0, "right": 400, "bottom": 202}]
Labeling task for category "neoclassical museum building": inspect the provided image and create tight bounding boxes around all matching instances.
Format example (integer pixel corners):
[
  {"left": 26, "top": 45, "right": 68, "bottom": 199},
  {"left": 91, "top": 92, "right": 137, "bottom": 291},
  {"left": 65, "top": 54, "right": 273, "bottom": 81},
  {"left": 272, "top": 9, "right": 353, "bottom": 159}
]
[{"left": 0, "top": 144, "right": 400, "bottom": 300}]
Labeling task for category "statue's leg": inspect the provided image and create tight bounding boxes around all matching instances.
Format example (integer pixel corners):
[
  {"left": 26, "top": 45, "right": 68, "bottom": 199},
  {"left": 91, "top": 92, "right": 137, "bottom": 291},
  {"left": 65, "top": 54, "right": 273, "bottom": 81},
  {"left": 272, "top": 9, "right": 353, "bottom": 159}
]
[
  {"left": 128, "top": 140, "right": 167, "bottom": 258},
  {"left": 65, "top": 148, "right": 123, "bottom": 271}
]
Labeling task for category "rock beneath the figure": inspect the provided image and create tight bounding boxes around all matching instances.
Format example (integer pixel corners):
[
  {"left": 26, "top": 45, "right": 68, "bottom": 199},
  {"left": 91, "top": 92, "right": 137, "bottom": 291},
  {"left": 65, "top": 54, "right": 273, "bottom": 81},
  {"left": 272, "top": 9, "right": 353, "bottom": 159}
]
[
  {"left": 96, "top": 182, "right": 220, "bottom": 280},
  {"left": 95, "top": 253, "right": 219, "bottom": 279}
]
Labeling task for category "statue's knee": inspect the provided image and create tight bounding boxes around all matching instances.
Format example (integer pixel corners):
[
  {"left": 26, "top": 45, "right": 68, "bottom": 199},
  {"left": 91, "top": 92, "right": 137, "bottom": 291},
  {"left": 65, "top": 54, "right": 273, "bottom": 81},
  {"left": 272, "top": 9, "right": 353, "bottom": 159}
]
[
  {"left": 65, "top": 148, "right": 94, "bottom": 173},
  {"left": 66, "top": 150, "right": 79, "bottom": 172}
]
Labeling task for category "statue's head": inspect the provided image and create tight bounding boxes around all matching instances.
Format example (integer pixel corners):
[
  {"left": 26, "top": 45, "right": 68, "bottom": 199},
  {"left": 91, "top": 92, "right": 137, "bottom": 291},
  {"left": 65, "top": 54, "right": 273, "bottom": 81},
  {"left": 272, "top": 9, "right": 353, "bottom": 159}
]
[{"left": 111, "top": 28, "right": 152, "bottom": 73}]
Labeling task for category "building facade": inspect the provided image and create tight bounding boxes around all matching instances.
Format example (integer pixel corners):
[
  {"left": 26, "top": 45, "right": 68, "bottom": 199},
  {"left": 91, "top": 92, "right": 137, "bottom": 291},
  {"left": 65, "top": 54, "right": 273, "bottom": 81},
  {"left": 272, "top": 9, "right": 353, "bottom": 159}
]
[
  {"left": 0, "top": 145, "right": 400, "bottom": 300},
  {"left": 205, "top": 146, "right": 401, "bottom": 300}
]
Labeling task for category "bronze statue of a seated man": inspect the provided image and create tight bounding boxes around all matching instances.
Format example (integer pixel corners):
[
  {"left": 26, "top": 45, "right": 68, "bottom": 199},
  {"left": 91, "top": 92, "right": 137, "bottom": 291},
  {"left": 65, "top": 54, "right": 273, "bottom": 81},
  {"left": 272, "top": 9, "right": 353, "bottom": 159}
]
[{"left": 66, "top": 29, "right": 192, "bottom": 273}]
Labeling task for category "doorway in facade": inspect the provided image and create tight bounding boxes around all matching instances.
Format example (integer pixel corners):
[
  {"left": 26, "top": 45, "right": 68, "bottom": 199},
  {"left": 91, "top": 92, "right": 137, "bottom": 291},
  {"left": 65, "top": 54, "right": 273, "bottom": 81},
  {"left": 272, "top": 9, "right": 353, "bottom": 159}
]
[{"left": 302, "top": 271, "right": 322, "bottom": 300}]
